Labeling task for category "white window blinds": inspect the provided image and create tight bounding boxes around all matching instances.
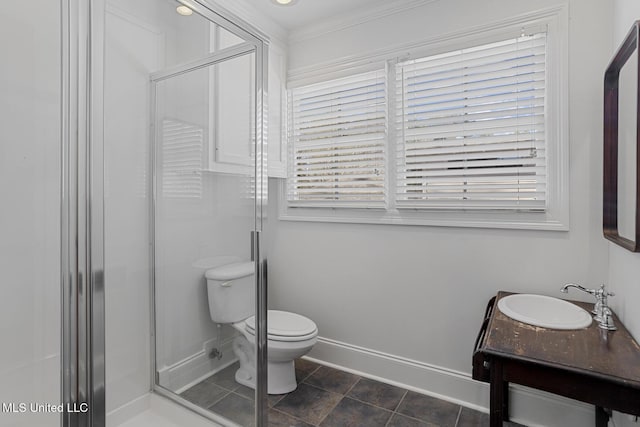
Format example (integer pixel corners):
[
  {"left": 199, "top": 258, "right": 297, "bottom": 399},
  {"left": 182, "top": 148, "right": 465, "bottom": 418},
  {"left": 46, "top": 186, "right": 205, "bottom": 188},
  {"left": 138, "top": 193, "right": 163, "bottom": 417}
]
[
  {"left": 161, "top": 118, "right": 203, "bottom": 199},
  {"left": 395, "top": 32, "right": 547, "bottom": 210},
  {"left": 287, "top": 69, "right": 387, "bottom": 207}
]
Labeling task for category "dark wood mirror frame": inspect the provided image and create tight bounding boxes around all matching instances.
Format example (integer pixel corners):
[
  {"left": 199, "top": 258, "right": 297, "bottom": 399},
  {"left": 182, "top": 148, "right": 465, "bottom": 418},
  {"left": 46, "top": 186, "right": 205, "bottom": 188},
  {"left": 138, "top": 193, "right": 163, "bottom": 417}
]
[{"left": 603, "top": 20, "right": 640, "bottom": 252}]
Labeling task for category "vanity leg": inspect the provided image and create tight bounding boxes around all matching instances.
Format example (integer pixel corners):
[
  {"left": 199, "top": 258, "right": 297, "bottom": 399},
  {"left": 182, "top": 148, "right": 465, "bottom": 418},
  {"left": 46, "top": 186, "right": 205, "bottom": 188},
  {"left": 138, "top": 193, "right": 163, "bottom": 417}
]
[
  {"left": 595, "top": 406, "right": 610, "bottom": 427},
  {"left": 502, "top": 381, "right": 510, "bottom": 421},
  {"left": 489, "top": 361, "right": 504, "bottom": 427}
]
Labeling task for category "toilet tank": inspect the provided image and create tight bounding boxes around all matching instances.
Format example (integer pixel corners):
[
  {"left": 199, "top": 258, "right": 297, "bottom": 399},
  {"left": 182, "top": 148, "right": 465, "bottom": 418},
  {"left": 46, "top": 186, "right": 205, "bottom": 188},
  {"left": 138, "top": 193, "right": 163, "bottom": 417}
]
[{"left": 205, "top": 261, "right": 255, "bottom": 323}]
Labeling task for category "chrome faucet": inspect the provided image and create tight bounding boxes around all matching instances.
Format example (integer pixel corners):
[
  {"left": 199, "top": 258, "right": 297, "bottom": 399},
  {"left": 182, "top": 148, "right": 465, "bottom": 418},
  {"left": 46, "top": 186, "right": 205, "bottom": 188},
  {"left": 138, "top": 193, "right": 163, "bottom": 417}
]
[
  {"left": 561, "top": 283, "right": 617, "bottom": 331},
  {"left": 561, "top": 283, "right": 596, "bottom": 296}
]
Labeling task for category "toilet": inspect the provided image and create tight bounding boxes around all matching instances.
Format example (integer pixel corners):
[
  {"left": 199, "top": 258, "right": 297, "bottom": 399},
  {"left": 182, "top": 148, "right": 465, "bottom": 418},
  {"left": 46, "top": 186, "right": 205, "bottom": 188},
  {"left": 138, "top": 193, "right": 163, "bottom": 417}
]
[{"left": 205, "top": 261, "right": 318, "bottom": 394}]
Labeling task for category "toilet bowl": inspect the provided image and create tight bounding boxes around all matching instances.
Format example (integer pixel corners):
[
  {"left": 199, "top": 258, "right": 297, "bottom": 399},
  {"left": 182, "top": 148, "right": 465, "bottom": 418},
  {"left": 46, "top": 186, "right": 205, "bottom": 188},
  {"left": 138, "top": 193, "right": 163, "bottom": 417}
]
[
  {"left": 231, "top": 310, "right": 317, "bottom": 394},
  {"left": 205, "top": 262, "right": 318, "bottom": 394}
]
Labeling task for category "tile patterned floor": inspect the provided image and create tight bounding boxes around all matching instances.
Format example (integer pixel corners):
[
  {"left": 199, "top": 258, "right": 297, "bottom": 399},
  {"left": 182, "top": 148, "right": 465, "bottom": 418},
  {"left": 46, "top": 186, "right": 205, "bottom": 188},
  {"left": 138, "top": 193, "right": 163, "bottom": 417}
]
[{"left": 180, "top": 359, "right": 526, "bottom": 427}]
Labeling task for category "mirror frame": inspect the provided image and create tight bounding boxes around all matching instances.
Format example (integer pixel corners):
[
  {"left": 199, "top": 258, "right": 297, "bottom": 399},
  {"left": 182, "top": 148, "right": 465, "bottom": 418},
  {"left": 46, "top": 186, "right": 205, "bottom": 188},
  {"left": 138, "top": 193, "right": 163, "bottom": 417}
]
[{"left": 603, "top": 20, "right": 640, "bottom": 252}]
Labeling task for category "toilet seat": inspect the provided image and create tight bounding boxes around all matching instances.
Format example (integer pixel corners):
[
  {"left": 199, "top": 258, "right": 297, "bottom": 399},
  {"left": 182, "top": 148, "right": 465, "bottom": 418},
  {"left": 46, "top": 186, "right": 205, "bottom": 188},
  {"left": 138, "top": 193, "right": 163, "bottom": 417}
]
[{"left": 245, "top": 310, "right": 318, "bottom": 342}]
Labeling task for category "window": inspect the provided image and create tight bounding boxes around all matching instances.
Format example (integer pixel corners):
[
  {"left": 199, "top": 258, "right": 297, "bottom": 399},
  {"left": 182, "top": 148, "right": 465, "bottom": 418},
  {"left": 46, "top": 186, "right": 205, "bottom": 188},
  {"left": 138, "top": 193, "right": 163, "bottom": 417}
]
[
  {"left": 395, "top": 33, "right": 547, "bottom": 210},
  {"left": 287, "top": 70, "right": 387, "bottom": 207},
  {"left": 283, "top": 11, "right": 568, "bottom": 230}
]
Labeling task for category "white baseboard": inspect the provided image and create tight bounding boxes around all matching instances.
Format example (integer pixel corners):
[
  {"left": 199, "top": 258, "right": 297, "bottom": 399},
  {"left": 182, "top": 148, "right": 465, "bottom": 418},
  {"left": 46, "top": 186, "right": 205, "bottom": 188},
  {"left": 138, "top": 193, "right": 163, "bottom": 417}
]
[
  {"left": 157, "top": 337, "right": 237, "bottom": 393},
  {"left": 308, "top": 336, "right": 596, "bottom": 427}
]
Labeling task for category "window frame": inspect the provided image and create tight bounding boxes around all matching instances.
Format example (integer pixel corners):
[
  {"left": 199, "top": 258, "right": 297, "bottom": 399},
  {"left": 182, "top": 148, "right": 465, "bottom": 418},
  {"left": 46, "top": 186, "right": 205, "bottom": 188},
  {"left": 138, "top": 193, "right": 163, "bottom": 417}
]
[{"left": 280, "top": 6, "right": 569, "bottom": 231}]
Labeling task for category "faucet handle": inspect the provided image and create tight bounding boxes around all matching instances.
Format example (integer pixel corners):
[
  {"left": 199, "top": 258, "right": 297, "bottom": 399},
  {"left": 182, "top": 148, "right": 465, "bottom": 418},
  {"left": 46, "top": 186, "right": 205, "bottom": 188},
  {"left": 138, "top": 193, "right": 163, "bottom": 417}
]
[{"left": 598, "top": 284, "right": 615, "bottom": 297}]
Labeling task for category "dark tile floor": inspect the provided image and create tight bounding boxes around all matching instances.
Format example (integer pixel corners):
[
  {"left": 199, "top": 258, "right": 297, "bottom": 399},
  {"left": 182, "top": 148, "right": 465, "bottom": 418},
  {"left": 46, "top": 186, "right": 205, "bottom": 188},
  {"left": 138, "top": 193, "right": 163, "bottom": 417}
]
[{"left": 180, "top": 359, "right": 526, "bottom": 427}]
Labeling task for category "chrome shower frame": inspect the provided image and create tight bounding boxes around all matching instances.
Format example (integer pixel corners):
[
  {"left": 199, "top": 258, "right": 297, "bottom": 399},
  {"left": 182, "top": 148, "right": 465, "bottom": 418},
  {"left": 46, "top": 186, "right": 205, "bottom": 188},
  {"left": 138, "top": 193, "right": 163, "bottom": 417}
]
[{"left": 61, "top": 0, "right": 106, "bottom": 426}]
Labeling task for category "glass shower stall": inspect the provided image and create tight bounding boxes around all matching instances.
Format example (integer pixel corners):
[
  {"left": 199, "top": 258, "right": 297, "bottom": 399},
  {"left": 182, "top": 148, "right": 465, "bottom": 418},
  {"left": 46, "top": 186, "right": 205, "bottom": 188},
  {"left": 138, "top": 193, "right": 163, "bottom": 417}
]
[{"left": 1, "top": 0, "right": 269, "bottom": 426}]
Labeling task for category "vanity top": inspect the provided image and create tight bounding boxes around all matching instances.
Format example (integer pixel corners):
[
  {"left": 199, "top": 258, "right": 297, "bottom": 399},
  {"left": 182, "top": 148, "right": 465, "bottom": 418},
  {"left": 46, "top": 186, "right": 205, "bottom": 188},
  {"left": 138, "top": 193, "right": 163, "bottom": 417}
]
[{"left": 482, "top": 291, "right": 640, "bottom": 389}]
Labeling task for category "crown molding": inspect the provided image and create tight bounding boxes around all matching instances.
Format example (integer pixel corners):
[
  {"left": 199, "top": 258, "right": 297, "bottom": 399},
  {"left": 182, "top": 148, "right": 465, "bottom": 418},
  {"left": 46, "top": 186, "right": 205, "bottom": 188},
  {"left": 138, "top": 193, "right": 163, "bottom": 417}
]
[
  {"left": 288, "top": 0, "right": 437, "bottom": 45},
  {"left": 288, "top": 4, "right": 567, "bottom": 84},
  {"left": 208, "top": 0, "right": 289, "bottom": 47}
]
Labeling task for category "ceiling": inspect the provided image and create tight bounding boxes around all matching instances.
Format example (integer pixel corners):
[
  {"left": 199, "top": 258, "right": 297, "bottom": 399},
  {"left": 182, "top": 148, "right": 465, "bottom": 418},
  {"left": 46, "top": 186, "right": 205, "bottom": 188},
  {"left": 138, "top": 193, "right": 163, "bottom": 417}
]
[{"left": 248, "top": 0, "right": 398, "bottom": 32}]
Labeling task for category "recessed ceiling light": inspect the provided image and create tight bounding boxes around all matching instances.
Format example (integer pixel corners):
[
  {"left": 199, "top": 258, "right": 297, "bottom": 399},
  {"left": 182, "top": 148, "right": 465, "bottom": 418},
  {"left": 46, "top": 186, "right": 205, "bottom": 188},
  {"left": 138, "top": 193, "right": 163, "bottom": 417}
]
[
  {"left": 176, "top": 5, "right": 193, "bottom": 16},
  {"left": 271, "top": 0, "right": 298, "bottom": 5}
]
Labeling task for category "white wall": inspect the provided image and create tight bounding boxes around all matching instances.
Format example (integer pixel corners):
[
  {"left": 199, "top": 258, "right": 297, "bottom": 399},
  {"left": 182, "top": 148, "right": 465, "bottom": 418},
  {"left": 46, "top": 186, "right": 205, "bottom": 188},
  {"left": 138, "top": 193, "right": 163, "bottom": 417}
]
[
  {"left": 610, "top": 0, "right": 640, "bottom": 339},
  {"left": 609, "top": 2, "right": 640, "bottom": 426},
  {"left": 268, "top": 0, "right": 612, "bottom": 424},
  {"left": 0, "top": 1, "right": 61, "bottom": 426},
  {"left": 104, "top": 0, "right": 162, "bottom": 415}
]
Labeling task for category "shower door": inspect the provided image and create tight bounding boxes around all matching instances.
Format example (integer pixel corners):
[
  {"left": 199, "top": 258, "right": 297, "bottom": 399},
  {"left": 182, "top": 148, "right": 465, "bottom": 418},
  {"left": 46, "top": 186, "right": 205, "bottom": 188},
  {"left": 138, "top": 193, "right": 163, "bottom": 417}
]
[{"left": 149, "top": 5, "right": 268, "bottom": 425}]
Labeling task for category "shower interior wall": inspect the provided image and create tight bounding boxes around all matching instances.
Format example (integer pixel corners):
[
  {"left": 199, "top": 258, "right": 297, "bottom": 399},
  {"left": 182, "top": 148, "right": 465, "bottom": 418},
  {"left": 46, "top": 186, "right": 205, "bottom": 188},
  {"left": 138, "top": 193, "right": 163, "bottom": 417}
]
[{"left": 0, "top": 1, "right": 61, "bottom": 426}]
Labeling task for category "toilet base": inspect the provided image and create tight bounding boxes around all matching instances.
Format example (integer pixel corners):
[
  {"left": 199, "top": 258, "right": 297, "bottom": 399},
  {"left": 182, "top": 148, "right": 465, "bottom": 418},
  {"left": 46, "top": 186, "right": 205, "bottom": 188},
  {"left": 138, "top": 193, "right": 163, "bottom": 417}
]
[
  {"left": 266, "top": 360, "right": 297, "bottom": 395},
  {"left": 235, "top": 360, "right": 297, "bottom": 395},
  {"left": 232, "top": 336, "right": 298, "bottom": 395},
  {"left": 235, "top": 371, "right": 255, "bottom": 390}
]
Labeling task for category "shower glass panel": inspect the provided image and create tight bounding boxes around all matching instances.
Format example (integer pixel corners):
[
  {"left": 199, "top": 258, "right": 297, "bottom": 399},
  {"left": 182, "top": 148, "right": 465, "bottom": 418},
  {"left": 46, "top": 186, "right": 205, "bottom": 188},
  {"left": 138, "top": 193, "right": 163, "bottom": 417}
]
[{"left": 152, "top": 44, "right": 262, "bottom": 425}]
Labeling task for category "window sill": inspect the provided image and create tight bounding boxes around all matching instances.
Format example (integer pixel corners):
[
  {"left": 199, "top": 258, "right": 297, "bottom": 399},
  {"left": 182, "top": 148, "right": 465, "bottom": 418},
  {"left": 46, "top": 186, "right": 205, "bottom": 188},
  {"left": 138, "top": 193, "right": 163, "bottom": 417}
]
[
  {"left": 279, "top": 208, "right": 567, "bottom": 231},
  {"left": 278, "top": 188, "right": 568, "bottom": 231}
]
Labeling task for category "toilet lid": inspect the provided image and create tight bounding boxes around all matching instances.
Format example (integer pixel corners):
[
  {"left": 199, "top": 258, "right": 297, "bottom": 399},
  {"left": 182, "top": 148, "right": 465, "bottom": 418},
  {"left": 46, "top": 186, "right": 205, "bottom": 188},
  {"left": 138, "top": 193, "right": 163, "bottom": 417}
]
[{"left": 245, "top": 310, "right": 317, "bottom": 342}]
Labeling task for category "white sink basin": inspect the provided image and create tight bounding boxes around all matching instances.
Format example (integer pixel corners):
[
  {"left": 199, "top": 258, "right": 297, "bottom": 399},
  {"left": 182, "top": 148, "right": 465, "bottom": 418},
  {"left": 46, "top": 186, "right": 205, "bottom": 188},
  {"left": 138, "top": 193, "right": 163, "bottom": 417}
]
[{"left": 497, "top": 294, "right": 592, "bottom": 330}]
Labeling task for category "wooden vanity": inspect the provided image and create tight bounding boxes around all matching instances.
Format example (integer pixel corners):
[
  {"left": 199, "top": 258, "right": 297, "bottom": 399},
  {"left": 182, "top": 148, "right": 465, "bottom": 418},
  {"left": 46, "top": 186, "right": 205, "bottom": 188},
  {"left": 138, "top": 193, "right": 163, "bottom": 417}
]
[{"left": 473, "top": 291, "right": 640, "bottom": 426}]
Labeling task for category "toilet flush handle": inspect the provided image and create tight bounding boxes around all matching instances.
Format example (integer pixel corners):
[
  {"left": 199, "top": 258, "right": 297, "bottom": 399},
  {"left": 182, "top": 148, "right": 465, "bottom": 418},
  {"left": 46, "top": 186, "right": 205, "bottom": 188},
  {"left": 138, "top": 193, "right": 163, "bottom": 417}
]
[{"left": 220, "top": 281, "right": 233, "bottom": 287}]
